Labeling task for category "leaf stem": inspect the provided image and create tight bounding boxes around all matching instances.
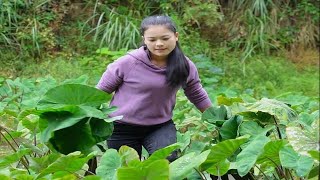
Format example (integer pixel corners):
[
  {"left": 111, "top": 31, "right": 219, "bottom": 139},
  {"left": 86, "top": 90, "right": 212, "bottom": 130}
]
[
  {"left": 272, "top": 116, "right": 282, "bottom": 139},
  {"left": 254, "top": 165, "right": 270, "bottom": 180},
  {"left": 0, "top": 127, "right": 30, "bottom": 174},
  {"left": 194, "top": 168, "right": 207, "bottom": 180}
]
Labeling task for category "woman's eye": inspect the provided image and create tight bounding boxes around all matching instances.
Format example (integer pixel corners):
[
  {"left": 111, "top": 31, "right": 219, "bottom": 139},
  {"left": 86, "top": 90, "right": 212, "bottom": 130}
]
[
  {"left": 149, "top": 39, "right": 156, "bottom": 42},
  {"left": 163, "top": 38, "right": 169, "bottom": 41}
]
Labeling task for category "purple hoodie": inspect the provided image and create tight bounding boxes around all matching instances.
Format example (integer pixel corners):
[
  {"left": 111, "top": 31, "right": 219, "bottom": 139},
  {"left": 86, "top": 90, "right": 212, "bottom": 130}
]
[{"left": 96, "top": 46, "right": 212, "bottom": 125}]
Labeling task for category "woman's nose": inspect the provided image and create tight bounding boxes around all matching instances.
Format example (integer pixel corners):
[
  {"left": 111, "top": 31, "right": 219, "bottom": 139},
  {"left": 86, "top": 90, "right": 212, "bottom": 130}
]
[{"left": 156, "top": 40, "right": 164, "bottom": 46}]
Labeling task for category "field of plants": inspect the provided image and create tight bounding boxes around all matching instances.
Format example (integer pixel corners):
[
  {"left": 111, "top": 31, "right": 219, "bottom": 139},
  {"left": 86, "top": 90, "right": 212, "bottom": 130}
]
[{"left": 0, "top": 0, "right": 319, "bottom": 180}]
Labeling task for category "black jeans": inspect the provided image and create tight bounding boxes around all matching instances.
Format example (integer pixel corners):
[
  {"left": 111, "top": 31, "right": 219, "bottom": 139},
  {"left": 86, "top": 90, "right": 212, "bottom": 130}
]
[{"left": 107, "top": 120, "right": 177, "bottom": 162}]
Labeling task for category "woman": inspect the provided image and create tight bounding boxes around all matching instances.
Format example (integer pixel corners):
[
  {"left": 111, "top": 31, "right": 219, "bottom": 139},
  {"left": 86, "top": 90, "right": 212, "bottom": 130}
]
[{"left": 96, "top": 15, "right": 212, "bottom": 162}]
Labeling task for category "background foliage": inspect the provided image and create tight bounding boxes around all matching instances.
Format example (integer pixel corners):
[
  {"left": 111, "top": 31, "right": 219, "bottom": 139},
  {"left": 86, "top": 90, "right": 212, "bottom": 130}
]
[
  {"left": 0, "top": 0, "right": 319, "bottom": 179},
  {"left": 0, "top": 0, "right": 318, "bottom": 97}
]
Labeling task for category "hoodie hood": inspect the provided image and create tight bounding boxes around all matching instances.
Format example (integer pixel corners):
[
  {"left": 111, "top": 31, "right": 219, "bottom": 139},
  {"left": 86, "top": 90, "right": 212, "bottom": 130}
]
[{"left": 127, "top": 46, "right": 166, "bottom": 71}]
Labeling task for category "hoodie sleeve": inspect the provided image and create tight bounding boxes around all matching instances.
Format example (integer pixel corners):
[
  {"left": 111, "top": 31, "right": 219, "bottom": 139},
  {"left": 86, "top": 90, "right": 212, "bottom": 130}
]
[
  {"left": 96, "top": 56, "right": 134, "bottom": 93},
  {"left": 183, "top": 59, "right": 212, "bottom": 111}
]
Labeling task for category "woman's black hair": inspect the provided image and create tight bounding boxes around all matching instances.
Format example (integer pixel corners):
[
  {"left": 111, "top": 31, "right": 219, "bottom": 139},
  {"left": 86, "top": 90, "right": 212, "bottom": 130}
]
[{"left": 140, "top": 15, "right": 190, "bottom": 88}]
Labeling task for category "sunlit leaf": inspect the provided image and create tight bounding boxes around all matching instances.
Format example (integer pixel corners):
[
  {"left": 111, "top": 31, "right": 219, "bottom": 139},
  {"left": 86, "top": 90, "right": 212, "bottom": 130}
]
[
  {"left": 308, "top": 150, "right": 319, "bottom": 161},
  {"left": 170, "top": 150, "right": 210, "bottom": 180},
  {"left": 239, "top": 98, "right": 298, "bottom": 124},
  {"left": 0, "top": 148, "right": 31, "bottom": 169},
  {"left": 217, "top": 95, "right": 243, "bottom": 106},
  {"left": 83, "top": 175, "right": 102, "bottom": 180},
  {"left": 286, "top": 119, "right": 319, "bottom": 156},
  {"left": 117, "top": 160, "right": 169, "bottom": 180},
  {"left": 119, "top": 146, "right": 140, "bottom": 166}
]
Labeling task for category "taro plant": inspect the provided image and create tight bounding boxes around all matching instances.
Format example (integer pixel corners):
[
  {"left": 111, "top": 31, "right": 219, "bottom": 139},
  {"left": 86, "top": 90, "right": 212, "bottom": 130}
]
[
  {"left": 197, "top": 95, "right": 319, "bottom": 179},
  {"left": 95, "top": 142, "right": 212, "bottom": 180},
  {"left": 31, "top": 83, "right": 120, "bottom": 155},
  {"left": 0, "top": 78, "right": 120, "bottom": 178}
]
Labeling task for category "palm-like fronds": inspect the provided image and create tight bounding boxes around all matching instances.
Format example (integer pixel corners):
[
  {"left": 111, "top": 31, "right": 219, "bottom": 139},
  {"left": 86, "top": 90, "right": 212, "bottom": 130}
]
[{"left": 82, "top": 8, "right": 140, "bottom": 51}]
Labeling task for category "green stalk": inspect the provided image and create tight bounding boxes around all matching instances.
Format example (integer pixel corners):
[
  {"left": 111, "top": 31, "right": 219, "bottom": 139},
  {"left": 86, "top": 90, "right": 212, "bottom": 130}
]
[
  {"left": 272, "top": 116, "right": 282, "bottom": 139},
  {"left": 0, "top": 127, "right": 30, "bottom": 174},
  {"left": 254, "top": 165, "right": 270, "bottom": 180}
]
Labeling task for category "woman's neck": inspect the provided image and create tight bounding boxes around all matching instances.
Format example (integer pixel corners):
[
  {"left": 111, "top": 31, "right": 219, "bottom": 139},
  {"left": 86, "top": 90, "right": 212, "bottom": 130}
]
[{"left": 150, "top": 54, "right": 167, "bottom": 67}]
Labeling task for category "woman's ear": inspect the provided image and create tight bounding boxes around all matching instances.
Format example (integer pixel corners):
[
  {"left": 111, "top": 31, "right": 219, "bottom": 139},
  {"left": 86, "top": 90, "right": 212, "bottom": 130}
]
[{"left": 175, "top": 32, "right": 179, "bottom": 41}]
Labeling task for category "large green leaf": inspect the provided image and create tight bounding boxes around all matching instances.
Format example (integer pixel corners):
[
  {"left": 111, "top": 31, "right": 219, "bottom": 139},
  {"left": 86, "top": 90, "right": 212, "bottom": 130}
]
[
  {"left": 48, "top": 119, "right": 106, "bottom": 155},
  {"left": 236, "top": 98, "right": 298, "bottom": 124},
  {"left": 169, "top": 150, "right": 210, "bottom": 180},
  {"left": 35, "top": 84, "right": 115, "bottom": 154},
  {"left": 256, "top": 140, "right": 288, "bottom": 167},
  {"left": 279, "top": 146, "right": 314, "bottom": 177},
  {"left": 96, "top": 149, "right": 121, "bottom": 180},
  {"left": 117, "top": 159, "right": 169, "bottom": 180},
  {"left": 220, "top": 115, "right": 242, "bottom": 140},
  {"left": 38, "top": 84, "right": 111, "bottom": 107},
  {"left": 39, "top": 105, "right": 104, "bottom": 142},
  {"left": 200, "top": 136, "right": 249, "bottom": 170},
  {"left": 236, "top": 135, "right": 270, "bottom": 176},
  {"left": 36, "top": 152, "right": 95, "bottom": 179}
]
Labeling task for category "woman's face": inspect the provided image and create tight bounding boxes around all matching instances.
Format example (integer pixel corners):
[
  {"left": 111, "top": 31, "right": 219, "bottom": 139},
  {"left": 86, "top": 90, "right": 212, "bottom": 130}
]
[{"left": 143, "top": 25, "right": 178, "bottom": 61}]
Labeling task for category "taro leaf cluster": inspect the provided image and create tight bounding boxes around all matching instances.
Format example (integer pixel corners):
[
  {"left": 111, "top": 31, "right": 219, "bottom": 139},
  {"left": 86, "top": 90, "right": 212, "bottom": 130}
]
[
  {"left": 200, "top": 97, "right": 318, "bottom": 179},
  {"left": 36, "top": 84, "right": 118, "bottom": 155},
  {"left": 95, "top": 143, "right": 213, "bottom": 180}
]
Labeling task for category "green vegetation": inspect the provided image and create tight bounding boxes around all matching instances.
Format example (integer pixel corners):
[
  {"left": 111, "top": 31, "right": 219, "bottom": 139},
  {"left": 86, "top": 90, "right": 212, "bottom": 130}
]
[
  {"left": 0, "top": 76, "right": 318, "bottom": 179},
  {"left": 0, "top": 0, "right": 319, "bottom": 179}
]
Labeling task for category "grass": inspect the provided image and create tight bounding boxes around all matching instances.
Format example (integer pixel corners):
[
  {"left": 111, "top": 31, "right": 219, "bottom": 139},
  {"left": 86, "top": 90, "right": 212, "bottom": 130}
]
[{"left": 211, "top": 50, "right": 319, "bottom": 98}]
